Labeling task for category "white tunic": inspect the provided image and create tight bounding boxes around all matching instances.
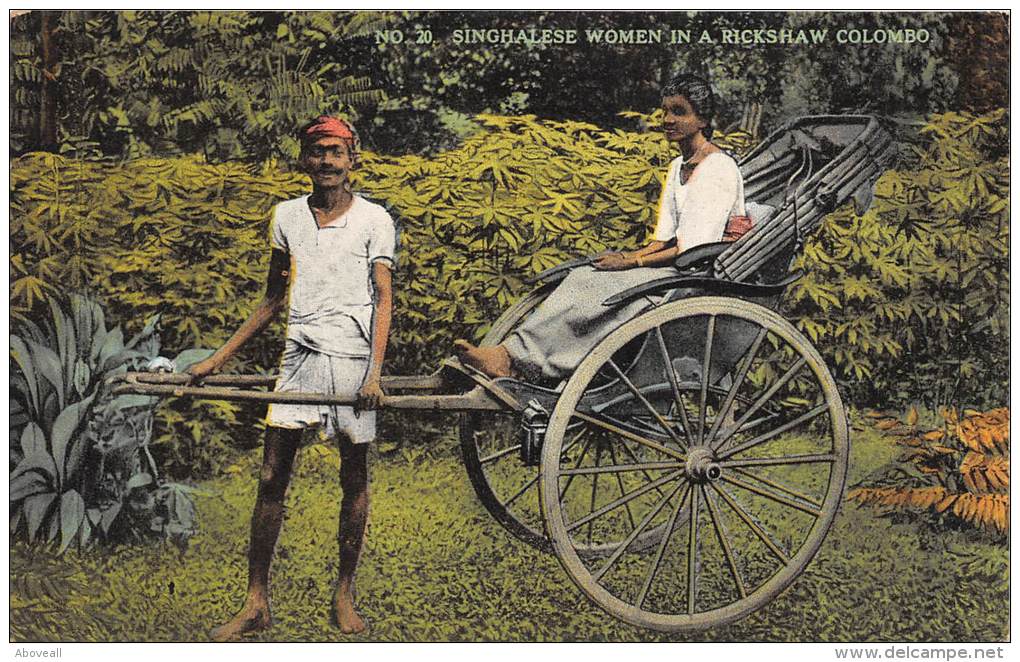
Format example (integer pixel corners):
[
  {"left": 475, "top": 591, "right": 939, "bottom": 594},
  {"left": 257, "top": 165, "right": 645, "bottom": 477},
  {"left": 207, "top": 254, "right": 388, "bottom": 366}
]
[
  {"left": 270, "top": 194, "right": 396, "bottom": 357},
  {"left": 653, "top": 152, "right": 746, "bottom": 251}
]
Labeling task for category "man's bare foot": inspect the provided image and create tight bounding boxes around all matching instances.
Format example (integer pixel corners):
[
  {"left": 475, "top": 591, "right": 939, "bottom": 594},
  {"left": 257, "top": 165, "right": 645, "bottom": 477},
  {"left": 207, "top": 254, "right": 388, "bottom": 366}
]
[
  {"left": 209, "top": 601, "right": 272, "bottom": 642},
  {"left": 453, "top": 340, "right": 513, "bottom": 379},
  {"left": 332, "top": 589, "right": 367, "bottom": 634}
]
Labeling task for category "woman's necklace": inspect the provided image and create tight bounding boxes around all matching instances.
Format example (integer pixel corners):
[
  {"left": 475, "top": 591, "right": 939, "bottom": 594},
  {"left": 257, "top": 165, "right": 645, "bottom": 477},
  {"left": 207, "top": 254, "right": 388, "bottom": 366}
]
[{"left": 680, "top": 140, "right": 712, "bottom": 184}]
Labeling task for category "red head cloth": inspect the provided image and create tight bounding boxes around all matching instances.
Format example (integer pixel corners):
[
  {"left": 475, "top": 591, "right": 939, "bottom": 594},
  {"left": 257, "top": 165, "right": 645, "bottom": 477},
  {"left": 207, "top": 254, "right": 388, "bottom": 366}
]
[{"left": 302, "top": 116, "right": 355, "bottom": 142}]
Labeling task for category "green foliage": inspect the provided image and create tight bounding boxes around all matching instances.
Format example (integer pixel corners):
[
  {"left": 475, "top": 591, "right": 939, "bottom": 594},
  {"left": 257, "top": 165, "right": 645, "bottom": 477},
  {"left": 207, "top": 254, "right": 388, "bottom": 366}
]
[
  {"left": 14, "top": 11, "right": 1009, "bottom": 158},
  {"left": 9, "top": 293, "right": 200, "bottom": 551},
  {"left": 9, "top": 547, "right": 119, "bottom": 640},
  {"left": 5, "top": 432, "right": 1010, "bottom": 641},
  {"left": 11, "top": 11, "right": 389, "bottom": 160},
  {"left": 9, "top": 152, "right": 307, "bottom": 476},
  {"left": 786, "top": 110, "right": 1008, "bottom": 407}
]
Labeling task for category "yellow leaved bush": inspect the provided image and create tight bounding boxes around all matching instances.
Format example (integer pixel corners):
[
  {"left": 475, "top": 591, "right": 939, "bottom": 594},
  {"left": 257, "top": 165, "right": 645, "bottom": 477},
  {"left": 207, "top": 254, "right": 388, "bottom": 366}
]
[{"left": 849, "top": 407, "right": 1009, "bottom": 535}]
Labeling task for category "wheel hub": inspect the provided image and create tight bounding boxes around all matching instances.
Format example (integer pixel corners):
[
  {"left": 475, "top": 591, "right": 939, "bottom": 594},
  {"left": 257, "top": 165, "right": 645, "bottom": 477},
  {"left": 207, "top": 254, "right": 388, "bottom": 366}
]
[{"left": 685, "top": 446, "right": 721, "bottom": 484}]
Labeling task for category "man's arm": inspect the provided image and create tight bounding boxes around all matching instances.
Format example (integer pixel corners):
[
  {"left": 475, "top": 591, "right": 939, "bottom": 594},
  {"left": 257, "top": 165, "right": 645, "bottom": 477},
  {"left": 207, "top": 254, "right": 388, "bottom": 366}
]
[
  {"left": 187, "top": 248, "right": 290, "bottom": 380},
  {"left": 356, "top": 261, "right": 392, "bottom": 410}
]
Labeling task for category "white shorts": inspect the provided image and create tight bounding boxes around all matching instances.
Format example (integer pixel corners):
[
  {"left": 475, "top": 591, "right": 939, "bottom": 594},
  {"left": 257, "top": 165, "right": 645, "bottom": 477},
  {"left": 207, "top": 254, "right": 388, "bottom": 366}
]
[{"left": 266, "top": 340, "right": 375, "bottom": 444}]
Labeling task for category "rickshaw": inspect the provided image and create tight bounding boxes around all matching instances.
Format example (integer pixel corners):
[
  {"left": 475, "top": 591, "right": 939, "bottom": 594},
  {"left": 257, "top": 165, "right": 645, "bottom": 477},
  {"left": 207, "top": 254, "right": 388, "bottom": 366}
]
[{"left": 113, "top": 115, "right": 895, "bottom": 632}]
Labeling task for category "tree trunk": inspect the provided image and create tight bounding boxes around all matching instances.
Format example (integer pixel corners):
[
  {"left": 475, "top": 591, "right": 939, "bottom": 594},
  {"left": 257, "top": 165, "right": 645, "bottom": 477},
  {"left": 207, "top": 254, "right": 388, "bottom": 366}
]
[
  {"left": 38, "top": 10, "right": 59, "bottom": 151},
  {"left": 946, "top": 12, "right": 1009, "bottom": 112}
]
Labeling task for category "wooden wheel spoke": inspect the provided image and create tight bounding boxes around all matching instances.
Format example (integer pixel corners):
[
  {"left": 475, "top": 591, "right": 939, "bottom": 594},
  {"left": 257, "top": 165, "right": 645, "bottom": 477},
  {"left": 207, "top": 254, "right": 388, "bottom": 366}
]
[
  {"left": 712, "top": 356, "right": 808, "bottom": 452},
  {"left": 559, "top": 428, "right": 587, "bottom": 460},
  {"left": 558, "top": 460, "right": 683, "bottom": 476},
  {"left": 631, "top": 413, "right": 686, "bottom": 425},
  {"left": 718, "top": 404, "right": 828, "bottom": 461},
  {"left": 731, "top": 467, "right": 824, "bottom": 510},
  {"left": 559, "top": 433, "right": 596, "bottom": 500},
  {"left": 504, "top": 474, "right": 539, "bottom": 507},
  {"left": 480, "top": 444, "right": 522, "bottom": 464},
  {"left": 627, "top": 414, "right": 682, "bottom": 438},
  {"left": 615, "top": 436, "right": 669, "bottom": 499},
  {"left": 595, "top": 362, "right": 617, "bottom": 382},
  {"left": 592, "top": 480, "right": 686, "bottom": 582},
  {"left": 607, "top": 443, "right": 637, "bottom": 531},
  {"left": 702, "top": 485, "right": 746, "bottom": 599},
  {"left": 698, "top": 315, "right": 716, "bottom": 445},
  {"left": 566, "top": 470, "right": 684, "bottom": 533},
  {"left": 587, "top": 444, "right": 604, "bottom": 545},
  {"left": 720, "top": 410, "right": 782, "bottom": 439},
  {"left": 636, "top": 481, "right": 692, "bottom": 608},
  {"left": 686, "top": 482, "right": 701, "bottom": 614},
  {"left": 710, "top": 482, "right": 790, "bottom": 565},
  {"left": 654, "top": 326, "right": 694, "bottom": 447},
  {"left": 480, "top": 426, "right": 583, "bottom": 505},
  {"left": 719, "top": 453, "right": 836, "bottom": 468},
  {"left": 573, "top": 412, "right": 686, "bottom": 462},
  {"left": 720, "top": 474, "right": 822, "bottom": 518},
  {"left": 598, "top": 412, "right": 671, "bottom": 444},
  {"left": 705, "top": 328, "right": 767, "bottom": 448},
  {"left": 607, "top": 359, "right": 687, "bottom": 451}
]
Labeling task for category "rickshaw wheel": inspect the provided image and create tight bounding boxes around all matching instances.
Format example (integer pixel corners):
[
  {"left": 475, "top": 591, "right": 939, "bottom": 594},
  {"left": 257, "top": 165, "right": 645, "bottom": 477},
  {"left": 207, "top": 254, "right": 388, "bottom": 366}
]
[
  {"left": 459, "top": 284, "right": 556, "bottom": 552},
  {"left": 459, "top": 283, "right": 672, "bottom": 557},
  {"left": 540, "top": 297, "right": 849, "bottom": 631}
]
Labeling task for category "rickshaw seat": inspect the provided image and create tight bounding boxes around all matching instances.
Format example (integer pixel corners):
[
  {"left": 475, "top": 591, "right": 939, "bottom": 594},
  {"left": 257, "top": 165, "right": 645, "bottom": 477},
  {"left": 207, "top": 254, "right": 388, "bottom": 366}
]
[{"left": 601, "top": 269, "right": 804, "bottom": 307}]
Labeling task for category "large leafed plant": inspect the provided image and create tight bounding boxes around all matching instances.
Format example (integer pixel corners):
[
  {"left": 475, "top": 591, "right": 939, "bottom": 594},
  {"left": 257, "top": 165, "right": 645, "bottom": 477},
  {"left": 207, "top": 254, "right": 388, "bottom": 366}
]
[{"left": 10, "top": 293, "right": 208, "bottom": 551}]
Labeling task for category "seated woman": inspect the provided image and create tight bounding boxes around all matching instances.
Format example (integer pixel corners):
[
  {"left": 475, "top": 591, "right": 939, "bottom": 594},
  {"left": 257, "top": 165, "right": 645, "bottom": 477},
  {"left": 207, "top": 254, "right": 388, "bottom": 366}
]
[{"left": 456, "top": 73, "right": 748, "bottom": 381}]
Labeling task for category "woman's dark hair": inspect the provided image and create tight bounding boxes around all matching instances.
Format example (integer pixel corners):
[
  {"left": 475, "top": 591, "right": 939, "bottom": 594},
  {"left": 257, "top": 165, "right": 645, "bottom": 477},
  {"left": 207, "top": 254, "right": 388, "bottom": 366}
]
[{"left": 662, "top": 73, "right": 716, "bottom": 139}]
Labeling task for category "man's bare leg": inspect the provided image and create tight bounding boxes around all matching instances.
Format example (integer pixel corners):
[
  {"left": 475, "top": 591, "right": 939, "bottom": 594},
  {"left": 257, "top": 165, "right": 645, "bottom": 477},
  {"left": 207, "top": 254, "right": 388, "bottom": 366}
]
[
  {"left": 211, "top": 426, "right": 302, "bottom": 641},
  {"left": 332, "top": 435, "right": 369, "bottom": 634}
]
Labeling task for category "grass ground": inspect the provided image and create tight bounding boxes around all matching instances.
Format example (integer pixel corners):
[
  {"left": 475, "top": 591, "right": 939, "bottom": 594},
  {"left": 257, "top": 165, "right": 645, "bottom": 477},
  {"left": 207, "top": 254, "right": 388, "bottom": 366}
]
[{"left": 9, "top": 418, "right": 1009, "bottom": 642}]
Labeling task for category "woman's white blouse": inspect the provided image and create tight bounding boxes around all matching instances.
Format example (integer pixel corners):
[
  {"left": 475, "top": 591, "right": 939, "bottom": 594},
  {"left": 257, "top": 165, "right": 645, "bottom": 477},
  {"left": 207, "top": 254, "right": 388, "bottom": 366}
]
[{"left": 653, "top": 152, "right": 746, "bottom": 251}]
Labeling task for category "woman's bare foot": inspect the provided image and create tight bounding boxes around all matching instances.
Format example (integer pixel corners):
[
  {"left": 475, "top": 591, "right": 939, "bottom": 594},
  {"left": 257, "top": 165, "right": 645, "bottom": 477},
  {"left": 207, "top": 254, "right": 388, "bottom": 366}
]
[
  {"left": 209, "top": 599, "right": 272, "bottom": 641},
  {"left": 453, "top": 340, "right": 513, "bottom": 378},
  {"left": 332, "top": 588, "right": 367, "bottom": 634}
]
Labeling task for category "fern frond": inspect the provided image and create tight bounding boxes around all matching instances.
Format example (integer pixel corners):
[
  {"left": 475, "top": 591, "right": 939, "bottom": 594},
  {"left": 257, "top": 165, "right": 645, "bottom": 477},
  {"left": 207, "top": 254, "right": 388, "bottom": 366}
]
[
  {"left": 952, "top": 494, "right": 1009, "bottom": 534},
  {"left": 335, "top": 89, "right": 386, "bottom": 108},
  {"left": 336, "top": 75, "right": 374, "bottom": 93},
  {"left": 957, "top": 407, "right": 1009, "bottom": 454},
  {"left": 851, "top": 403, "right": 1010, "bottom": 536},
  {"left": 12, "top": 61, "right": 43, "bottom": 84},
  {"left": 338, "top": 11, "right": 395, "bottom": 38},
  {"left": 960, "top": 451, "right": 1009, "bottom": 494}
]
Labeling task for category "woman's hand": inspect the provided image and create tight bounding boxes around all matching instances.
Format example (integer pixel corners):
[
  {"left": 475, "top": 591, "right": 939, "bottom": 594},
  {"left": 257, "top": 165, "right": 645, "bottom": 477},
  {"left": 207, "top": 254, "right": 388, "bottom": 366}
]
[{"left": 592, "top": 252, "right": 634, "bottom": 271}]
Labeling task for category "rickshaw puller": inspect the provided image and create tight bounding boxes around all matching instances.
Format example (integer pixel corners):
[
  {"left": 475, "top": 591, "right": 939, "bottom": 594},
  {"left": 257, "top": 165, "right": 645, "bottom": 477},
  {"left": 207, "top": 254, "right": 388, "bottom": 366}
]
[{"left": 187, "top": 116, "right": 396, "bottom": 639}]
